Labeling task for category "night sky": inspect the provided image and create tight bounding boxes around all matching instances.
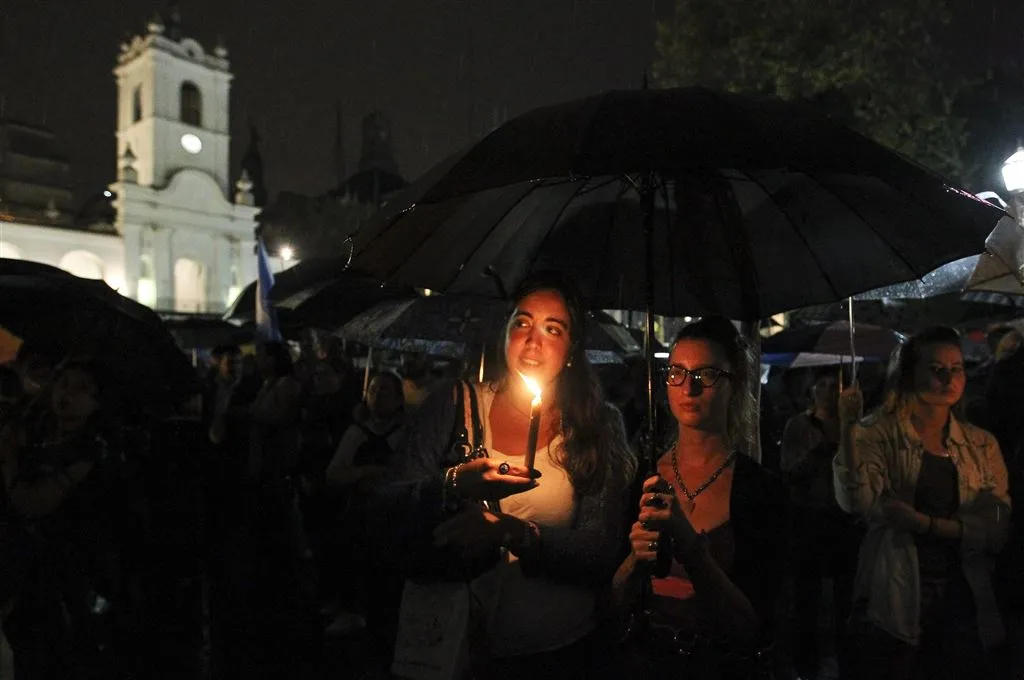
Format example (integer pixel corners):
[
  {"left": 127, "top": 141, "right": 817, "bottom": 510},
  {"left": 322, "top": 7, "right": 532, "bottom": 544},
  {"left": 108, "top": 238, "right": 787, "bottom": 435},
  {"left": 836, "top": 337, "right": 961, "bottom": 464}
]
[{"left": 2, "top": 1, "right": 1021, "bottom": 205}]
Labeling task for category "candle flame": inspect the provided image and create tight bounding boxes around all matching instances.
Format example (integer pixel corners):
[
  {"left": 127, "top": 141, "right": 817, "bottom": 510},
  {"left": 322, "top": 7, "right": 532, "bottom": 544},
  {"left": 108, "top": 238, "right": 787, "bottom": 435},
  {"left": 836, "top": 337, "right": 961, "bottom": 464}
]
[{"left": 519, "top": 372, "right": 543, "bottom": 407}]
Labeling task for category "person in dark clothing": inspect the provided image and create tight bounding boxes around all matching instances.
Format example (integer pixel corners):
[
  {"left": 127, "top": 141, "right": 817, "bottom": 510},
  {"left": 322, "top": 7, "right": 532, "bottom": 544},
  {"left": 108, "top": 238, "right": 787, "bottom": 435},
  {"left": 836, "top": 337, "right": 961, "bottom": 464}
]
[
  {"left": 781, "top": 368, "right": 862, "bottom": 680},
  {"left": 323, "top": 370, "right": 407, "bottom": 637},
  {"left": 1, "top": 360, "right": 120, "bottom": 679},
  {"left": 614, "top": 317, "right": 787, "bottom": 680}
]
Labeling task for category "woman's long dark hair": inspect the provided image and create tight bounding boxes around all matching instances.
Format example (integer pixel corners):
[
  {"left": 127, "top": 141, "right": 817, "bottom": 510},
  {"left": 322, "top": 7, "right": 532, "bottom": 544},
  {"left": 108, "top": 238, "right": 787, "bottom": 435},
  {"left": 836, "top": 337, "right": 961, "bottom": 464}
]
[
  {"left": 880, "top": 326, "right": 964, "bottom": 418},
  {"left": 500, "top": 272, "right": 635, "bottom": 495}
]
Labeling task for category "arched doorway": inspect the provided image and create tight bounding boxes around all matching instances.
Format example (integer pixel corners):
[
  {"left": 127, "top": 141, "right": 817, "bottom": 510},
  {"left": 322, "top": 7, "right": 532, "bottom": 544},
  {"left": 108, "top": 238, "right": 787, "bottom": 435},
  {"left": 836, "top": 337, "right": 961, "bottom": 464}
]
[
  {"left": 174, "top": 258, "right": 207, "bottom": 313},
  {"left": 59, "top": 250, "right": 104, "bottom": 279}
]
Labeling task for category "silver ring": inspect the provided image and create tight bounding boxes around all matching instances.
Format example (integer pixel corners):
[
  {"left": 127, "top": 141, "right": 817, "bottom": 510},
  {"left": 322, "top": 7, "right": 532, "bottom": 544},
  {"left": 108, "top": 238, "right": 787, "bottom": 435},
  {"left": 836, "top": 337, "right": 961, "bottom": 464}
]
[
  {"left": 497, "top": 462, "right": 511, "bottom": 475},
  {"left": 647, "top": 541, "right": 658, "bottom": 552}
]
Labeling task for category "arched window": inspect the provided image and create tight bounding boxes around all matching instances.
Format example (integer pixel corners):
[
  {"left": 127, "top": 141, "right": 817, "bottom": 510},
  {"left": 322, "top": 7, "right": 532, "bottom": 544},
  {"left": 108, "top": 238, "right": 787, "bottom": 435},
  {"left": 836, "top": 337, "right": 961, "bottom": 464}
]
[
  {"left": 132, "top": 85, "right": 143, "bottom": 123},
  {"left": 180, "top": 82, "right": 202, "bottom": 127}
]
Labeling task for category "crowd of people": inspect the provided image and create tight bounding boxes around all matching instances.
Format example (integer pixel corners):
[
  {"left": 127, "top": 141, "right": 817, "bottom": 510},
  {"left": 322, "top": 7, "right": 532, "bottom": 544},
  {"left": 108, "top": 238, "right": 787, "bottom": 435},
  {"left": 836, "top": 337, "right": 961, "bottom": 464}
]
[{"left": 0, "top": 270, "right": 1021, "bottom": 679}]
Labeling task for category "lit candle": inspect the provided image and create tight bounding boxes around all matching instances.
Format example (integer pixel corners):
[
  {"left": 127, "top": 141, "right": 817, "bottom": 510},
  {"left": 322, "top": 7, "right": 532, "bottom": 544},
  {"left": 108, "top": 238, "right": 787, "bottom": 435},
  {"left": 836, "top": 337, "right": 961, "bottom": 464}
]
[{"left": 520, "top": 373, "right": 543, "bottom": 471}]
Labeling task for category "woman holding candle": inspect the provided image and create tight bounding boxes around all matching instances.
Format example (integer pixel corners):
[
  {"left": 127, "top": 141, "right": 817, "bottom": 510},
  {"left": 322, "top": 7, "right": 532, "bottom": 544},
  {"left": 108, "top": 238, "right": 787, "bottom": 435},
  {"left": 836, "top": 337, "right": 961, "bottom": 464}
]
[
  {"left": 383, "top": 271, "right": 636, "bottom": 680},
  {"left": 613, "top": 317, "right": 786, "bottom": 679}
]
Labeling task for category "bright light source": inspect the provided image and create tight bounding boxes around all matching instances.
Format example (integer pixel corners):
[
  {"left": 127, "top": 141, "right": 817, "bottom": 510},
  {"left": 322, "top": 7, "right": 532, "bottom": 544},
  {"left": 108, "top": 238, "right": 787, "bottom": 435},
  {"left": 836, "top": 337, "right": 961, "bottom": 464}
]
[
  {"left": 137, "top": 278, "right": 157, "bottom": 308},
  {"left": 654, "top": 352, "right": 670, "bottom": 359},
  {"left": 1002, "top": 148, "right": 1024, "bottom": 193},
  {"left": 519, "top": 372, "right": 543, "bottom": 407},
  {"left": 103, "top": 190, "right": 113, "bottom": 198},
  {"left": 180, "top": 133, "right": 203, "bottom": 154},
  {"left": 683, "top": 316, "right": 693, "bottom": 322},
  {"left": 280, "top": 246, "right": 294, "bottom": 261}
]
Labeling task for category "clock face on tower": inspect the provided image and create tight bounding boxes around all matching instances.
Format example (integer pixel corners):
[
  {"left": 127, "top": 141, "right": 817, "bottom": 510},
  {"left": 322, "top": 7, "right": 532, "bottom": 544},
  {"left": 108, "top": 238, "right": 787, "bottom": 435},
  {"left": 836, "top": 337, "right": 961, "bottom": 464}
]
[{"left": 180, "top": 133, "right": 202, "bottom": 154}]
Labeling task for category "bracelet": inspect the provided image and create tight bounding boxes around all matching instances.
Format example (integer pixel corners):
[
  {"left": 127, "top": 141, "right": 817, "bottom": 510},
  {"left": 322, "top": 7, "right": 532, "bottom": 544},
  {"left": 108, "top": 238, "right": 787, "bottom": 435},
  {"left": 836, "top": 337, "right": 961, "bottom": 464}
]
[{"left": 451, "top": 463, "right": 464, "bottom": 494}]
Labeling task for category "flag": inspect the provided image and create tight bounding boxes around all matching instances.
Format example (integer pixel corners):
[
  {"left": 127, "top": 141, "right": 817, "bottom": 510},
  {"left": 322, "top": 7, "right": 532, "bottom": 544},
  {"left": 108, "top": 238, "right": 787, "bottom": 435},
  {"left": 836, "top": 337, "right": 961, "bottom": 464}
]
[{"left": 255, "top": 237, "right": 282, "bottom": 342}]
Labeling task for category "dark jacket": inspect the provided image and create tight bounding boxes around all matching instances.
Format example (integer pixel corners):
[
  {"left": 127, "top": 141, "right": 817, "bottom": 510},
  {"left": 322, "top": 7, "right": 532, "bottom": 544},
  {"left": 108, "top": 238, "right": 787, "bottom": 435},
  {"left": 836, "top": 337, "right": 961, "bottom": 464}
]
[{"left": 728, "top": 453, "right": 788, "bottom": 632}]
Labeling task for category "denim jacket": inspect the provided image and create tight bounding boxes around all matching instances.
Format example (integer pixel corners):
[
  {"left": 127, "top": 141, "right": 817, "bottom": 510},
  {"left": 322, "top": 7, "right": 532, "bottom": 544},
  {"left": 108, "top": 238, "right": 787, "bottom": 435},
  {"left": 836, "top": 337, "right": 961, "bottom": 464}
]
[{"left": 833, "top": 408, "right": 1011, "bottom": 647}]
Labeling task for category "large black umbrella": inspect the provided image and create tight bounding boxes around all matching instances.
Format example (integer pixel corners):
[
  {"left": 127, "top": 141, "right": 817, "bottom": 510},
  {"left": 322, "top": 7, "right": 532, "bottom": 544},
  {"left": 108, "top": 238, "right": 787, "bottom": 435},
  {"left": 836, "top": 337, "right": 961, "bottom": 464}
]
[
  {"left": 0, "top": 259, "right": 200, "bottom": 407},
  {"left": 352, "top": 87, "right": 1003, "bottom": 319},
  {"left": 350, "top": 88, "right": 1003, "bottom": 459}
]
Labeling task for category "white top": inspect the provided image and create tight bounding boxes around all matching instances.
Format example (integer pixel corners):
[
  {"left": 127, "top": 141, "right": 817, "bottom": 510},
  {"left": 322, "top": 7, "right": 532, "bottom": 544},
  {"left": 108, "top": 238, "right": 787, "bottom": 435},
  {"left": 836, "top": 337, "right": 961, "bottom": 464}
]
[{"left": 471, "top": 387, "right": 595, "bottom": 658}]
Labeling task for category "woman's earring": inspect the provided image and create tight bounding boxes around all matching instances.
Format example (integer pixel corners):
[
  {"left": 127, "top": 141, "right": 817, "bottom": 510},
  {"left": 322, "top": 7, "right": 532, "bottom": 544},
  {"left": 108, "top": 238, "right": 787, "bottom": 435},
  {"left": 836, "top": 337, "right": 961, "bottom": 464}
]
[{"left": 566, "top": 359, "right": 573, "bottom": 367}]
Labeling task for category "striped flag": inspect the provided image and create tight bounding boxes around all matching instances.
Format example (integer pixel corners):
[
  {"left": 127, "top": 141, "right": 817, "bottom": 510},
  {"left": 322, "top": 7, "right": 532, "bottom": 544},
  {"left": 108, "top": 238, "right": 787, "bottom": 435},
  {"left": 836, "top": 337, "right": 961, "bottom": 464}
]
[{"left": 255, "top": 237, "right": 282, "bottom": 342}]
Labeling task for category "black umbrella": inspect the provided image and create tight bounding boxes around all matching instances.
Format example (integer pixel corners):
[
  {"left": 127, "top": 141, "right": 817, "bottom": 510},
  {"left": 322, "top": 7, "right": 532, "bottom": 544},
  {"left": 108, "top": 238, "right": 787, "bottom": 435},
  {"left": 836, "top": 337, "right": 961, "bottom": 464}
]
[
  {"left": 353, "top": 87, "right": 1003, "bottom": 319},
  {"left": 161, "top": 315, "right": 254, "bottom": 350},
  {"left": 0, "top": 259, "right": 200, "bottom": 407},
  {"left": 351, "top": 88, "right": 1003, "bottom": 463},
  {"left": 761, "top": 321, "right": 903, "bottom": 367},
  {"left": 224, "top": 256, "right": 412, "bottom": 331},
  {"left": 789, "top": 294, "right": 1024, "bottom": 333}
]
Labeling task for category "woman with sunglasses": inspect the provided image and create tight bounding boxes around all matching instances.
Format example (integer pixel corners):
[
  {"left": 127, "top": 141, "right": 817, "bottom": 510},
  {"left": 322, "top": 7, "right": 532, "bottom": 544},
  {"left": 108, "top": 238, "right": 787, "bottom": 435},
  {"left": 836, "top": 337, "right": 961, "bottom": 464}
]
[{"left": 614, "top": 317, "right": 786, "bottom": 679}]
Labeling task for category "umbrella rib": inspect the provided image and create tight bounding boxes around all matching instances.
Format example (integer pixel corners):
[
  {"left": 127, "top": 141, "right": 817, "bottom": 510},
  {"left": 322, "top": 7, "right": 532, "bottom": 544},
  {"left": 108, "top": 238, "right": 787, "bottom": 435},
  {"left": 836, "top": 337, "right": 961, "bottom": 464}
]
[
  {"left": 522, "top": 180, "right": 590, "bottom": 282},
  {"left": 442, "top": 184, "right": 543, "bottom": 294},
  {"left": 743, "top": 171, "right": 843, "bottom": 298},
  {"left": 593, "top": 179, "right": 632, "bottom": 311},
  {"left": 803, "top": 171, "right": 921, "bottom": 283}
]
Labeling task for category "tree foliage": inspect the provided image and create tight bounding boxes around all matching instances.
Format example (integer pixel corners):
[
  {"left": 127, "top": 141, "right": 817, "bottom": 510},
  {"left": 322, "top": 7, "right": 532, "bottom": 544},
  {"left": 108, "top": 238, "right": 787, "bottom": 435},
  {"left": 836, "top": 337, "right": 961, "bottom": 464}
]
[{"left": 653, "top": 0, "right": 974, "bottom": 180}]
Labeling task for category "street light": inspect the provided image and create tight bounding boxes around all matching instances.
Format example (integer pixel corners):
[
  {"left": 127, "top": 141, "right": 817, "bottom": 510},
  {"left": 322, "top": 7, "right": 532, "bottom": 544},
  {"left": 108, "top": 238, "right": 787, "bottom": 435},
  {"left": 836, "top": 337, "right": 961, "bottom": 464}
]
[
  {"left": 280, "top": 246, "right": 294, "bottom": 262},
  {"left": 1002, "top": 147, "right": 1024, "bottom": 194},
  {"left": 1001, "top": 147, "right": 1024, "bottom": 226}
]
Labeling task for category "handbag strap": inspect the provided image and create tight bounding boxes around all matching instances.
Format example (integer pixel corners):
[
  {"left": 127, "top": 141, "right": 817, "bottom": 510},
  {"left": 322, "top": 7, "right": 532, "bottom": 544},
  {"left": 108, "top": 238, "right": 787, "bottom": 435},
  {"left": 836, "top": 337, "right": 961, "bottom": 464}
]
[
  {"left": 447, "top": 381, "right": 470, "bottom": 461},
  {"left": 465, "top": 380, "right": 484, "bottom": 454}
]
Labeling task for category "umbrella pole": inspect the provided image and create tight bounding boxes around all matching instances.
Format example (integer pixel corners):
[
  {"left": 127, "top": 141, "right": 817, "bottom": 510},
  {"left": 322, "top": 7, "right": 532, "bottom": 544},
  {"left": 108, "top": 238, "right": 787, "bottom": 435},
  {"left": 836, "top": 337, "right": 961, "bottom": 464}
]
[
  {"left": 641, "top": 176, "right": 657, "bottom": 472},
  {"left": 641, "top": 173, "right": 672, "bottom": 582},
  {"left": 847, "top": 298, "right": 858, "bottom": 385},
  {"left": 362, "top": 347, "right": 373, "bottom": 399}
]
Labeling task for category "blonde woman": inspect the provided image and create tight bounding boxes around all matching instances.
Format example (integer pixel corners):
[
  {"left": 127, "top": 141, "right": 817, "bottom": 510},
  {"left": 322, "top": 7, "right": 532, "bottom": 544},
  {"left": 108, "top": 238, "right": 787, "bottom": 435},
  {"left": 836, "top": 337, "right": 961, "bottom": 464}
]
[{"left": 835, "top": 326, "right": 1011, "bottom": 680}]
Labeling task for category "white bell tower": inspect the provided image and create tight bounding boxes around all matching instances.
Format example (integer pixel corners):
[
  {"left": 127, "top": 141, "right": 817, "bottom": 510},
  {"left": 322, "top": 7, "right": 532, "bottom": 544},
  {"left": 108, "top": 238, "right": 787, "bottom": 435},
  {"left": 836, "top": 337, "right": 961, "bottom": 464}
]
[
  {"left": 108, "top": 13, "right": 257, "bottom": 315},
  {"left": 113, "top": 15, "right": 232, "bottom": 194}
]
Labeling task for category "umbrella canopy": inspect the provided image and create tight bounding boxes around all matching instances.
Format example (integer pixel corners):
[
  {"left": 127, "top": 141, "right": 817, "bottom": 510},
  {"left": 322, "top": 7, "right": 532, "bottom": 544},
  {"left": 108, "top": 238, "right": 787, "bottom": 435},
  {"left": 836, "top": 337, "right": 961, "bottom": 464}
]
[
  {"left": 790, "top": 294, "right": 1024, "bottom": 333},
  {"left": 0, "top": 259, "right": 200, "bottom": 407},
  {"left": 761, "top": 321, "right": 903, "bottom": 367},
  {"left": 351, "top": 87, "right": 1003, "bottom": 319},
  {"left": 338, "top": 295, "right": 643, "bottom": 360},
  {"left": 967, "top": 214, "right": 1024, "bottom": 295},
  {"left": 161, "top": 315, "right": 254, "bottom": 350},
  {"left": 852, "top": 217, "right": 1024, "bottom": 300},
  {"left": 225, "top": 256, "right": 412, "bottom": 330}
]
